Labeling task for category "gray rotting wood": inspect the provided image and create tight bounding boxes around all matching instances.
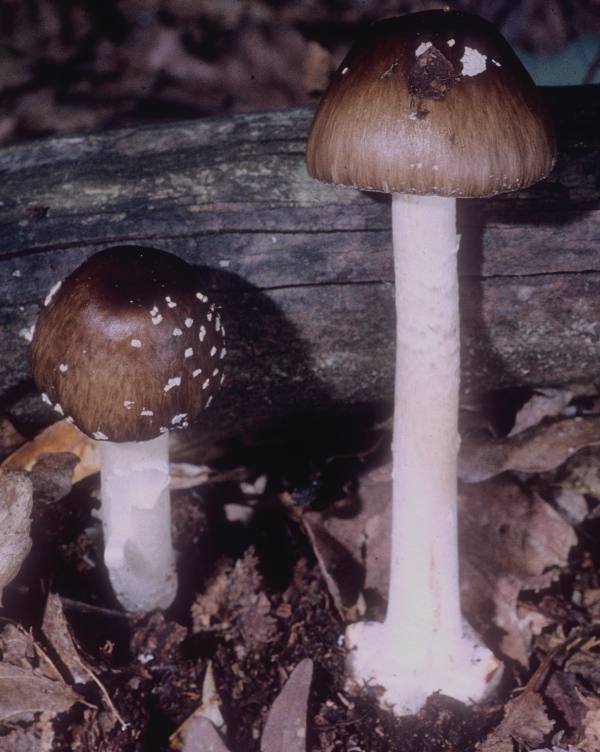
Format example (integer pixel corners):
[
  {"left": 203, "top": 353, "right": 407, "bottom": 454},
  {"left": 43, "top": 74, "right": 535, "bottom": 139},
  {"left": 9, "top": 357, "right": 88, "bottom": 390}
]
[{"left": 0, "top": 87, "right": 599, "bottom": 438}]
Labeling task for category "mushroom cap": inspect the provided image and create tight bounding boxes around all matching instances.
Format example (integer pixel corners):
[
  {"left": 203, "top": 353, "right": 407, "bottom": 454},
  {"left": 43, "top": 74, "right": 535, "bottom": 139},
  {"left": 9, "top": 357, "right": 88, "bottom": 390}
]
[
  {"left": 30, "top": 246, "right": 226, "bottom": 443},
  {"left": 306, "top": 10, "right": 556, "bottom": 197}
]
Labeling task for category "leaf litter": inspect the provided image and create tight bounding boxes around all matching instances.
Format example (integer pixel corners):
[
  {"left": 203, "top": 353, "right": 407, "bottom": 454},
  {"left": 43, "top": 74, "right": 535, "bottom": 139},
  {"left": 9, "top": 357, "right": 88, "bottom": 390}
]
[{"left": 5, "top": 383, "right": 600, "bottom": 748}]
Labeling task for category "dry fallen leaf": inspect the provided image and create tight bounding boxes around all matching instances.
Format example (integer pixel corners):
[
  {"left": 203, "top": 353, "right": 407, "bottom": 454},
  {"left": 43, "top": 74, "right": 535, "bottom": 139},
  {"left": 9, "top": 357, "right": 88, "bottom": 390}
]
[
  {"left": 0, "top": 624, "right": 78, "bottom": 723},
  {"left": 508, "top": 387, "right": 579, "bottom": 437},
  {"left": 261, "top": 658, "right": 313, "bottom": 752},
  {"left": 460, "top": 476, "right": 577, "bottom": 665},
  {"left": 0, "top": 470, "right": 33, "bottom": 605},
  {"left": 1, "top": 420, "right": 98, "bottom": 484},
  {"left": 459, "top": 415, "right": 600, "bottom": 483},
  {"left": 41, "top": 593, "right": 88, "bottom": 684},
  {"left": 182, "top": 717, "right": 230, "bottom": 752},
  {"left": 477, "top": 690, "right": 554, "bottom": 752}
]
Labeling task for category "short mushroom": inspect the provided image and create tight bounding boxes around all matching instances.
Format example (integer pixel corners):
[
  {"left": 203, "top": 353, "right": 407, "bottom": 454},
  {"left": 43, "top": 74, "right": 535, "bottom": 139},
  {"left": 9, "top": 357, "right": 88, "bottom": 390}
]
[
  {"left": 306, "top": 10, "right": 556, "bottom": 714},
  {"left": 30, "top": 246, "right": 226, "bottom": 612}
]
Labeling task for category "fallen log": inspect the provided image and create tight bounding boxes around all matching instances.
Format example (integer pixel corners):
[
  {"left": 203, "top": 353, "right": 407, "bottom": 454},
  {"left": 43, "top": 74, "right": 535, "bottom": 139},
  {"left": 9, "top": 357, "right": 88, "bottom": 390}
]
[{"left": 1, "top": 87, "right": 599, "bottom": 438}]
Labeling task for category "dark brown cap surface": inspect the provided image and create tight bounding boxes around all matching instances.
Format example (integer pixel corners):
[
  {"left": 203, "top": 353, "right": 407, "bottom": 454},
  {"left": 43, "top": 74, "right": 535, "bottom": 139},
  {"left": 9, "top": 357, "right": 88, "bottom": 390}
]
[
  {"left": 30, "top": 247, "right": 226, "bottom": 443},
  {"left": 306, "top": 10, "right": 556, "bottom": 197}
]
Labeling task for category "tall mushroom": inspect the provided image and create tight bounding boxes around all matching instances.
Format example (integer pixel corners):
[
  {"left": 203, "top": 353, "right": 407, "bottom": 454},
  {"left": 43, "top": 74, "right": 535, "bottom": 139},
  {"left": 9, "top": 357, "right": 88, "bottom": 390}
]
[
  {"left": 306, "top": 10, "right": 556, "bottom": 714},
  {"left": 30, "top": 246, "right": 226, "bottom": 612}
]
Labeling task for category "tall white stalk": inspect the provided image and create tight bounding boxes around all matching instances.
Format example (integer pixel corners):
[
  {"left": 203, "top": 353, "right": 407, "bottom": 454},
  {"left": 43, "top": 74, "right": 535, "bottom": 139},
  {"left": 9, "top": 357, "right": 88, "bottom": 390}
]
[
  {"left": 100, "top": 432, "right": 177, "bottom": 612},
  {"left": 346, "top": 193, "right": 500, "bottom": 715}
]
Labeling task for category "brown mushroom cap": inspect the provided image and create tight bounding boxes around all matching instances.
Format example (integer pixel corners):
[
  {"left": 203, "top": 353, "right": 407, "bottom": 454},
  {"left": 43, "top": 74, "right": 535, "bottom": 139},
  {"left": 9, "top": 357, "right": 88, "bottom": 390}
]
[
  {"left": 30, "top": 247, "right": 227, "bottom": 443},
  {"left": 306, "top": 10, "right": 556, "bottom": 197}
]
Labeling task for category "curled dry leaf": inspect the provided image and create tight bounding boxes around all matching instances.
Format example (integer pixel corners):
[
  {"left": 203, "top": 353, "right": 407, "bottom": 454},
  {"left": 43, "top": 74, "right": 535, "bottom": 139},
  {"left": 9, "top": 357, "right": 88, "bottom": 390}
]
[
  {"left": 0, "top": 470, "right": 33, "bottom": 605},
  {"left": 304, "top": 465, "right": 575, "bottom": 666},
  {"left": 508, "top": 387, "right": 578, "bottom": 437},
  {"left": 477, "top": 691, "right": 554, "bottom": 752},
  {"left": 459, "top": 415, "right": 600, "bottom": 483},
  {"left": 1, "top": 420, "right": 99, "bottom": 484}
]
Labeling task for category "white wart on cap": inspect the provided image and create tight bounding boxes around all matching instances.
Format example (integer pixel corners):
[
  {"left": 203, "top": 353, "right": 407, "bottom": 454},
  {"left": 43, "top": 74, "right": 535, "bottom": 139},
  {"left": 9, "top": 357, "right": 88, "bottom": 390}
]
[{"left": 30, "top": 246, "right": 226, "bottom": 443}]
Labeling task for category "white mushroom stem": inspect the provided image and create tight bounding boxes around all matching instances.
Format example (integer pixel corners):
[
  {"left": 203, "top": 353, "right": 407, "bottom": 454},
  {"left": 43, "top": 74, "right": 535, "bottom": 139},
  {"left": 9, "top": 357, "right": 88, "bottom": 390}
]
[
  {"left": 99, "top": 433, "right": 177, "bottom": 612},
  {"left": 346, "top": 193, "right": 501, "bottom": 715}
]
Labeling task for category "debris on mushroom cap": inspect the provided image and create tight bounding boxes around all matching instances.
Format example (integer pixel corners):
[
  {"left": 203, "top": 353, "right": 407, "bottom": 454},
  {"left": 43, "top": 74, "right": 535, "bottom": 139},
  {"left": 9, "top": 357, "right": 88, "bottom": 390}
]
[
  {"left": 30, "top": 246, "right": 226, "bottom": 443},
  {"left": 306, "top": 10, "right": 556, "bottom": 198}
]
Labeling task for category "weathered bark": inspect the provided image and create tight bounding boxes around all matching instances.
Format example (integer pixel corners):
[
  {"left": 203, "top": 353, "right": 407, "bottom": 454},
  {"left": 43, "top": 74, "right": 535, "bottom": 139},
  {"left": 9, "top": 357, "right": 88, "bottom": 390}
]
[{"left": 1, "top": 87, "right": 599, "bottom": 437}]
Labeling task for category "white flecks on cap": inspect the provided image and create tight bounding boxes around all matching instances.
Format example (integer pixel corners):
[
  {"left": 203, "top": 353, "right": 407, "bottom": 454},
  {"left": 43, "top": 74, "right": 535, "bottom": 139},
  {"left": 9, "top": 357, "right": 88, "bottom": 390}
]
[
  {"left": 141, "top": 408, "right": 153, "bottom": 416},
  {"left": 205, "top": 395, "right": 213, "bottom": 407},
  {"left": 172, "top": 328, "right": 183, "bottom": 336},
  {"left": 19, "top": 324, "right": 36, "bottom": 342},
  {"left": 59, "top": 363, "right": 68, "bottom": 373},
  {"left": 210, "top": 346, "right": 217, "bottom": 357},
  {"left": 165, "top": 296, "right": 177, "bottom": 308},
  {"left": 185, "top": 347, "right": 193, "bottom": 358},
  {"left": 131, "top": 339, "right": 142, "bottom": 348},
  {"left": 66, "top": 416, "right": 75, "bottom": 424},
  {"left": 341, "top": 66, "right": 349, "bottom": 75},
  {"left": 54, "top": 403, "right": 64, "bottom": 415},
  {"left": 199, "top": 325, "right": 206, "bottom": 342},
  {"left": 207, "top": 312, "right": 213, "bottom": 322},
  {"left": 461, "top": 47, "right": 487, "bottom": 77},
  {"left": 150, "top": 305, "right": 159, "bottom": 316},
  {"left": 152, "top": 314, "right": 163, "bottom": 325},
  {"left": 432, "top": 165, "right": 439, "bottom": 171},
  {"left": 415, "top": 41, "right": 433, "bottom": 57},
  {"left": 171, "top": 413, "right": 187, "bottom": 425},
  {"left": 220, "top": 373, "right": 226, "bottom": 385},
  {"left": 202, "top": 378, "right": 210, "bottom": 390},
  {"left": 192, "top": 368, "right": 202, "bottom": 378},
  {"left": 164, "top": 376, "right": 182, "bottom": 392},
  {"left": 220, "top": 347, "right": 226, "bottom": 359},
  {"left": 12, "top": 269, "right": 21, "bottom": 278},
  {"left": 492, "top": 58, "right": 501, "bottom": 67},
  {"left": 159, "top": 426, "right": 168, "bottom": 434},
  {"left": 220, "top": 325, "right": 226, "bottom": 337},
  {"left": 93, "top": 431, "right": 109, "bottom": 441},
  {"left": 215, "top": 315, "right": 221, "bottom": 332},
  {"left": 184, "top": 318, "right": 193, "bottom": 328},
  {"left": 219, "top": 259, "right": 230, "bottom": 268},
  {"left": 44, "top": 280, "right": 62, "bottom": 307},
  {"left": 123, "top": 400, "right": 134, "bottom": 409},
  {"left": 196, "top": 292, "right": 208, "bottom": 303},
  {"left": 212, "top": 368, "right": 219, "bottom": 376},
  {"left": 447, "top": 38, "right": 455, "bottom": 47},
  {"left": 41, "top": 392, "right": 52, "bottom": 405}
]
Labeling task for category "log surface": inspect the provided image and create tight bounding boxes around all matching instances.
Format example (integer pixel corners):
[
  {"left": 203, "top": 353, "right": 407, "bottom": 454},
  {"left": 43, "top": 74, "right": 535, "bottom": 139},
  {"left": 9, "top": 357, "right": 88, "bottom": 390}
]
[{"left": 1, "top": 87, "right": 599, "bottom": 436}]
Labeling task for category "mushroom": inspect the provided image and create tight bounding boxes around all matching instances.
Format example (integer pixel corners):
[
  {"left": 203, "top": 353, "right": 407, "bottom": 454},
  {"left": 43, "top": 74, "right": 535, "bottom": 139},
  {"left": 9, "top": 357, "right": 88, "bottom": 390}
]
[
  {"left": 305, "top": 10, "right": 556, "bottom": 714},
  {"left": 30, "top": 246, "right": 226, "bottom": 612}
]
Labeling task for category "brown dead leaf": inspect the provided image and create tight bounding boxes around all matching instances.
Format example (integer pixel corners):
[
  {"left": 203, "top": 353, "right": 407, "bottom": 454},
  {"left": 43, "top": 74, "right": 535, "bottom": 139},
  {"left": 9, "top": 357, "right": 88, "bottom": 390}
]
[
  {"left": 478, "top": 691, "right": 553, "bottom": 751},
  {"left": 261, "top": 658, "right": 313, "bottom": 752},
  {"left": 1, "top": 420, "right": 99, "bottom": 484},
  {"left": 0, "top": 662, "right": 78, "bottom": 721},
  {"left": 42, "top": 593, "right": 88, "bottom": 684},
  {"left": 460, "top": 477, "right": 576, "bottom": 665},
  {"left": 0, "top": 470, "right": 33, "bottom": 605},
  {"left": 460, "top": 415, "right": 600, "bottom": 483}
]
